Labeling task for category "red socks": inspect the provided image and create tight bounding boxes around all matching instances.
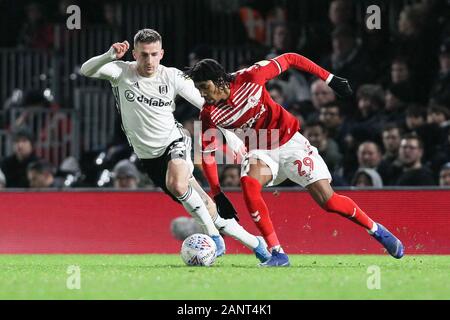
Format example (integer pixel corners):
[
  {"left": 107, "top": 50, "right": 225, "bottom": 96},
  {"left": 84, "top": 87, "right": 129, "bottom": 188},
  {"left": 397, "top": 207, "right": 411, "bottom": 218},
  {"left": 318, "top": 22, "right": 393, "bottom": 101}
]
[
  {"left": 323, "top": 192, "right": 374, "bottom": 230},
  {"left": 241, "top": 176, "right": 374, "bottom": 248},
  {"left": 241, "top": 176, "right": 280, "bottom": 248}
]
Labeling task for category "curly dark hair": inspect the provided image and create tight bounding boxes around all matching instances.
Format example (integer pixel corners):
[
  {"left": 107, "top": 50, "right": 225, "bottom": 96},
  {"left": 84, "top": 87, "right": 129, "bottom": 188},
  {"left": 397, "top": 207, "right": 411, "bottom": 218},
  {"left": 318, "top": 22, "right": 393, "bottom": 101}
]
[{"left": 184, "top": 59, "right": 234, "bottom": 92}]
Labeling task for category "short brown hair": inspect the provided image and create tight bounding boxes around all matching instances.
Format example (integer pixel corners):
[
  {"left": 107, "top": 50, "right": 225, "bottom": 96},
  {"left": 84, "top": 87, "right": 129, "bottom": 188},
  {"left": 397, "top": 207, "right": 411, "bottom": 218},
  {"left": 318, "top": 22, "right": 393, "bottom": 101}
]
[
  {"left": 133, "top": 29, "right": 162, "bottom": 47},
  {"left": 401, "top": 132, "right": 423, "bottom": 149}
]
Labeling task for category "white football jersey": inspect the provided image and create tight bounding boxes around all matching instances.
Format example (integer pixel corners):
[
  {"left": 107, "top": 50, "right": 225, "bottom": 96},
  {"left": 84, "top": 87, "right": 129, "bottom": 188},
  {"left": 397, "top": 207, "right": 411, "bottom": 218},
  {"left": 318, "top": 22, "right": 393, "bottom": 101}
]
[
  {"left": 110, "top": 62, "right": 205, "bottom": 158},
  {"left": 80, "top": 48, "right": 244, "bottom": 159}
]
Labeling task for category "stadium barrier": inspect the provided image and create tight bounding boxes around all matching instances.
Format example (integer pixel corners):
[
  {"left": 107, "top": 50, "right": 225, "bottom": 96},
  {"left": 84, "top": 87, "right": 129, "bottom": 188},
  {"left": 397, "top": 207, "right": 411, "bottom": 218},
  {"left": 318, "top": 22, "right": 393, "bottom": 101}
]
[
  {"left": 73, "top": 87, "right": 118, "bottom": 153},
  {"left": 0, "top": 49, "right": 56, "bottom": 104},
  {"left": 0, "top": 189, "right": 449, "bottom": 255},
  {"left": 6, "top": 107, "right": 78, "bottom": 165}
]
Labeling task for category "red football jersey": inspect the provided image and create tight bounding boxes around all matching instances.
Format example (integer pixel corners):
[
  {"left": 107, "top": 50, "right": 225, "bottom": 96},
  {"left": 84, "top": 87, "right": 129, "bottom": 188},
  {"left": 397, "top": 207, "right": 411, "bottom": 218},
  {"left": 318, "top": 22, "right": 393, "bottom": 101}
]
[{"left": 200, "top": 53, "right": 331, "bottom": 153}]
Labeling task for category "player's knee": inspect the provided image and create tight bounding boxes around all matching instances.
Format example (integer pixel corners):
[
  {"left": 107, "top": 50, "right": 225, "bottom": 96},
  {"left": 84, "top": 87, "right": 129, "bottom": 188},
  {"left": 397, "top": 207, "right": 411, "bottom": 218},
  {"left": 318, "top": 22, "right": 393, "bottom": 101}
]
[{"left": 167, "top": 179, "right": 189, "bottom": 197}]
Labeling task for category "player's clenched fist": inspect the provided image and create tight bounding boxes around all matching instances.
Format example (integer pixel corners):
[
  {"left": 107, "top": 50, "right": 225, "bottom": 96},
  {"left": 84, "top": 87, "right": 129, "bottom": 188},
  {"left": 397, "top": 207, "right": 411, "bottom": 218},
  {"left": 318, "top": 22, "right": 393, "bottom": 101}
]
[{"left": 111, "top": 41, "right": 130, "bottom": 59}]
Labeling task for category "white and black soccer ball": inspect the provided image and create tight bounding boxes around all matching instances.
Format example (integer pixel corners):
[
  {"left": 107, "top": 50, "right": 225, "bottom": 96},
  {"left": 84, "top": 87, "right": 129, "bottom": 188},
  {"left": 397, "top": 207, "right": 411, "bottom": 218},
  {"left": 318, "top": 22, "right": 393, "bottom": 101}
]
[{"left": 180, "top": 233, "right": 217, "bottom": 266}]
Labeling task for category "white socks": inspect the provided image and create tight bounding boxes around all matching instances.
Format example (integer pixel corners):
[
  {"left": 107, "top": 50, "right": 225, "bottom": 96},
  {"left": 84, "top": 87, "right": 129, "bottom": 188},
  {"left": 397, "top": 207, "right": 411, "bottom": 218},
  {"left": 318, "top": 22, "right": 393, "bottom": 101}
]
[
  {"left": 177, "top": 185, "right": 219, "bottom": 237},
  {"left": 213, "top": 215, "right": 259, "bottom": 249},
  {"left": 177, "top": 183, "right": 261, "bottom": 251}
]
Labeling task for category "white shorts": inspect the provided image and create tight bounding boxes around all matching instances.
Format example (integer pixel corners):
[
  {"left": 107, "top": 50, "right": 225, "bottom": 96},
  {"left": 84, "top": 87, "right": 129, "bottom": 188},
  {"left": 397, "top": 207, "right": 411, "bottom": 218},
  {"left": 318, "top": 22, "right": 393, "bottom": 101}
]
[{"left": 241, "top": 132, "right": 332, "bottom": 187}]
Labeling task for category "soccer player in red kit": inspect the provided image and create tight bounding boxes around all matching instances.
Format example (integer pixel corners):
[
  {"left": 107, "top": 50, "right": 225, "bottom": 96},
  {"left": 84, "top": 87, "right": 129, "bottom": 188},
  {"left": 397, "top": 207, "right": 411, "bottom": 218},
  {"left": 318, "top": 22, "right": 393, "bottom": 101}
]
[{"left": 185, "top": 53, "right": 404, "bottom": 266}]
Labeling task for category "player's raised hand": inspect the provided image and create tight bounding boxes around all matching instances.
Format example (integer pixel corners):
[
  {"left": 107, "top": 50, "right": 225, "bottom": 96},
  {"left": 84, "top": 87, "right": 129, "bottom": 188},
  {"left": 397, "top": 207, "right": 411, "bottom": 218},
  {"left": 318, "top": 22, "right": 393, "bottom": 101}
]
[
  {"left": 214, "top": 192, "right": 239, "bottom": 221},
  {"left": 328, "top": 75, "right": 353, "bottom": 98},
  {"left": 111, "top": 41, "right": 130, "bottom": 59}
]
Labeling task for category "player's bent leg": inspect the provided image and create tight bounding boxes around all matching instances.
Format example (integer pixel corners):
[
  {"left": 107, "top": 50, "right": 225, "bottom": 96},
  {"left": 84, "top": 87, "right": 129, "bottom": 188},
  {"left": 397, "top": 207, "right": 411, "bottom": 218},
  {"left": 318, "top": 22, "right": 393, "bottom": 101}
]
[
  {"left": 307, "top": 179, "right": 404, "bottom": 259},
  {"left": 241, "top": 159, "right": 279, "bottom": 249},
  {"left": 307, "top": 179, "right": 375, "bottom": 229},
  {"left": 167, "top": 159, "right": 225, "bottom": 256},
  {"left": 166, "top": 158, "right": 190, "bottom": 197},
  {"left": 189, "top": 178, "right": 270, "bottom": 262},
  {"left": 241, "top": 158, "right": 289, "bottom": 267}
]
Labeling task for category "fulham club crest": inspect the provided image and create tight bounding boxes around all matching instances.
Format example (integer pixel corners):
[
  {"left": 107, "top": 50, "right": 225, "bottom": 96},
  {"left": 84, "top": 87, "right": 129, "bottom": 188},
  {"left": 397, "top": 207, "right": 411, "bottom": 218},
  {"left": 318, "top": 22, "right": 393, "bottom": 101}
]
[{"left": 159, "top": 85, "right": 168, "bottom": 95}]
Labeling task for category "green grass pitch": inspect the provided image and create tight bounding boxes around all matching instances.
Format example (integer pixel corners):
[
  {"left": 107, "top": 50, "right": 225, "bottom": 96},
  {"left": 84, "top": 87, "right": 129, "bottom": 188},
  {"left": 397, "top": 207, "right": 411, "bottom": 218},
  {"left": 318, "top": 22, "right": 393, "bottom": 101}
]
[{"left": 0, "top": 254, "right": 449, "bottom": 299}]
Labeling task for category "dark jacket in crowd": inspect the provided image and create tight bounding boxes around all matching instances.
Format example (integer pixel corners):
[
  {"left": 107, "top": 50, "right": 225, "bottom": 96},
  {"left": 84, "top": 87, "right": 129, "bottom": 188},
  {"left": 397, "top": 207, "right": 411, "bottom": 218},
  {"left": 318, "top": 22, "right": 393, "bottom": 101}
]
[
  {"left": 396, "top": 167, "right": 436, "bottom": 186},
  {"left": 1, "top": 153, "right": 39, "bottom": 188}
]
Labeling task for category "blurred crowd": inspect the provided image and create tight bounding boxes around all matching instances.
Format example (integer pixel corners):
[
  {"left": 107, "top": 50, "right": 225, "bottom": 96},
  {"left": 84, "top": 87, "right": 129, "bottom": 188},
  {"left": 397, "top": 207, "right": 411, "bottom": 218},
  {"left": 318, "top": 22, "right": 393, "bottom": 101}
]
[{"left": 0, "top": 0, "right": 449, "bottom": 190}]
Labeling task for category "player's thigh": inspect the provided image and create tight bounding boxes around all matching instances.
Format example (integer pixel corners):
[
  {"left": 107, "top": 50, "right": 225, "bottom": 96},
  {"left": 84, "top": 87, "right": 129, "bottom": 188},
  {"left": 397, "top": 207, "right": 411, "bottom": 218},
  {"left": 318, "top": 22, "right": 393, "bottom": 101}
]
[
  {"left": 242, "top": 150, "right": 280, "bottom": 187},
  {"left": 165, "top": 137, "right": 194, "bottom": 188},
  {"left": 280, "top": 133, "right": 332, "bottom": 188}
]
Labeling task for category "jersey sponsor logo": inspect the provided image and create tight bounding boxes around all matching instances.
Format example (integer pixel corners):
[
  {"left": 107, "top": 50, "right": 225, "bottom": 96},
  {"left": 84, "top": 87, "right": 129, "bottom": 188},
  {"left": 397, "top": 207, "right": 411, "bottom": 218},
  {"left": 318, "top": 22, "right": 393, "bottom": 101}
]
[
  {"left": 247, "top": 95, "right": 259, "bottom": 108},
  {"left": 123, "top": 90, "right": 173, "bottom": 107},
  {"left": 124, "top": 90, "right": 136, "bottom": 102},
  {"left": 159, "top": 85, "right": 168, "bottom": 95},
  {"left": 238, "top": 104, "right": 266, "bottom": 130}
]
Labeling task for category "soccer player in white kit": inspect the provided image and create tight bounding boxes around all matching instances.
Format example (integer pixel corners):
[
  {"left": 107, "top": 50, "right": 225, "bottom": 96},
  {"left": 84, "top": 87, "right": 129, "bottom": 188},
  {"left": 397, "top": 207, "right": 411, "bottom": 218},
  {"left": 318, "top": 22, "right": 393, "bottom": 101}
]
[{"left": 80, "top": 28, "right": 271, "bottom": 262}]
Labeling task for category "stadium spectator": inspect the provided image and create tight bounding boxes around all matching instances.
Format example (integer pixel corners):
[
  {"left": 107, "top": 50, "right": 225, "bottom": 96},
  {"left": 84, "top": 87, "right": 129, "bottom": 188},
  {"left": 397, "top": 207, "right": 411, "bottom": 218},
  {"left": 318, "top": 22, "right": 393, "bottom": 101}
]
[
  {"left": 56, "top": 156, "right": 82, "bottom": 188},
  {"left": 170, "top": 216, "right": 203, "bottom": 241},
  {"left": 267, "top": 83, "right": 286, "bottom": 107},
  {"left": 345, "top": 140, "right": 382, "bottom": 184},
  {"left": 269, "top": 22, "right": 294, "bottom": 55},
  {"left": 303, "top": 121, "right": 342, "bottom": 173},
  {"left": 27, "top": 160, "right": 57, "bottom": 189},
  {"left": 112, "top": 160, "right": 140, "bottom": 190},
  {"left": 405, "top": 105, "right": 427, "bottom": 132},
  {"left": 238, "top": 2, "right": 287, "bottom": 45},
  {"left": 439, "top": 162, "right": 450, "bottom": 186},
  {"left": 310, "top": 79, "right": 336, "bottom": 120},
  {"left": 429, "top": 125, "right": 450, "bottom": 177},
  {"left": 318, "top": 101, "right": 350, "bottom": 148},
  {"left": 394, "top": 3, "right": 437, "bottom": 97},
  {"left": 384, "top": 82, "right": 411, "bottom": 124},
  {"left": 351, "top": 168, "right": 383, "bottom": 188},
  {"left": 377, "top": 124, "right": 403, "bottom": 184},
  {"left": 0, "top": 169, "right": 6, "bottom": 189},
  {"left": 349, "top": 84, "right": 385, "bottom": 144},
  {"left": 328, "top": 0, "right": 354, "bottom": 28},
  {"left": 381, "top": 124, "right": 402, "bottom": 163},
  {"left": 16, "top": 2, "right": 54, "bottom": 49},
  {"left": 427, "top": 105, "right": 450, "bottom": 126},
  {"left": 395, "top": 133, "right": 436, "bottom": 186},
  {"left": 390, "top": 57, "right": 412, "bottom": 85},
  {"left": 404, "top": 105, "right": 447, "bottom": 162},
  {"left": 429, "top": 38, "right": 450, "bottom": 104},
  {"left": 265, "top": 23, "right": 311, "bottom": 104},
  {"left": 220, "top": 165, "right": 241, "bottom": 188},
  {"left": 322, "top": 25, "right": 374, "bottom": 90},
  {"left": 102, "top": 2, "right": 121, "bottom": 28},
  {"left": 297, "top": 0, "right": 354, "bottom": 62},
  {"left": 357, "top": 141, "right": 382, "bottom": 170},
  {"left": 1, "top": 129, "right": 39, "bottom": 188}
]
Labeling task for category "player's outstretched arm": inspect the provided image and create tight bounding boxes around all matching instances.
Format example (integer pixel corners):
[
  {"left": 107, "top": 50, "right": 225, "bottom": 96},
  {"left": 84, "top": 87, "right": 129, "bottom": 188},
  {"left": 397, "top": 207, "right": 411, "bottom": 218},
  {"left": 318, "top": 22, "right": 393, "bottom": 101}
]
[
  {"left": 262, "top": 53, "right": 353, "bottom": 98},
  {"left": 80, "top": 41, "right": 129, "bottom": 81}
]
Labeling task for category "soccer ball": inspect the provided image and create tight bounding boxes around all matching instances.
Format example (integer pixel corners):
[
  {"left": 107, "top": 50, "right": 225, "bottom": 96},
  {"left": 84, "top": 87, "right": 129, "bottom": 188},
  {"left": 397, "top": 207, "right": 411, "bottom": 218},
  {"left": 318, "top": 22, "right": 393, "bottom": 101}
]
[{"left": 180, "top": 233, "right": 217, "bottom": 266}]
